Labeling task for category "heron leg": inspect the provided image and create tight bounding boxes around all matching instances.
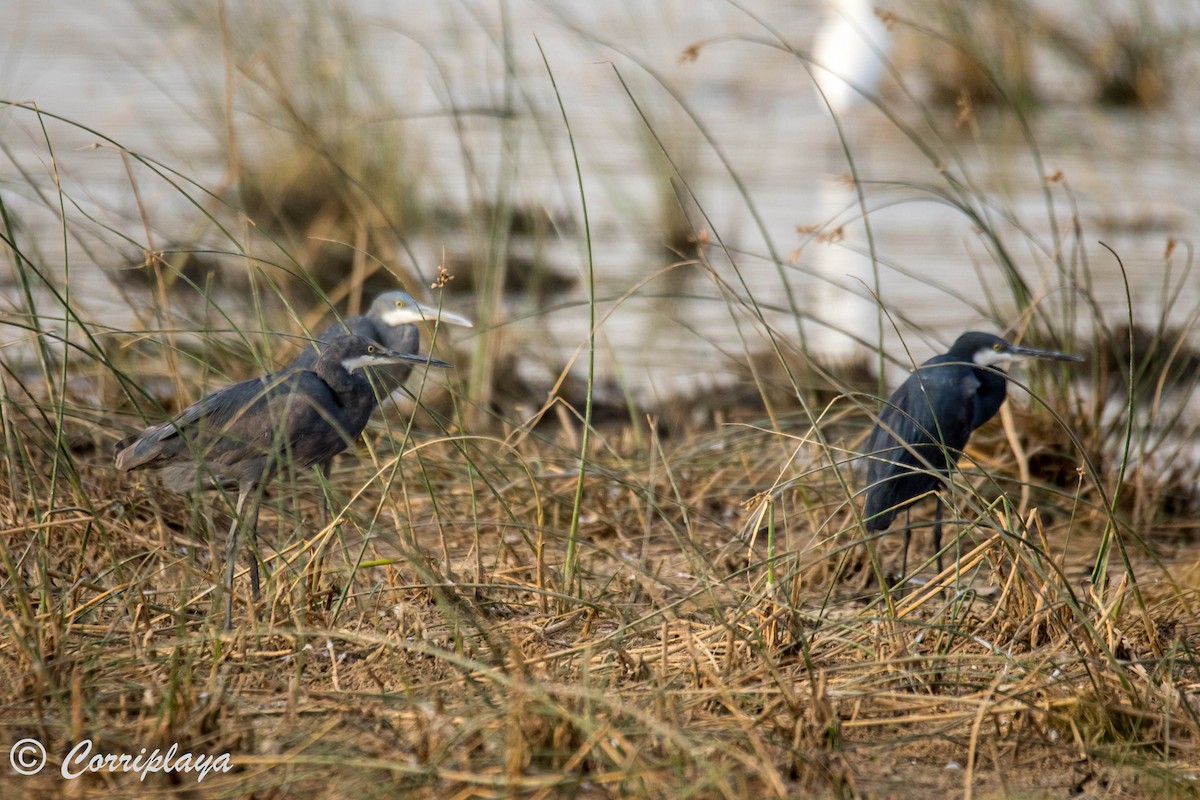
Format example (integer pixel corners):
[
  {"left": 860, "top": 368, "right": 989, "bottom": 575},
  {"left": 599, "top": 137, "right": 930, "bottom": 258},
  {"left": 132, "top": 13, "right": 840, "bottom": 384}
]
[
  {"left": 223, "top": 483, "right": 253, "bottom": 630},
  {"left": 933, "top": 497, "right": 944, "bottom": 574},
  {"left": 245, "top": 488, "right": 263, "bottom": 601},
  {"left": 317, "top": 459, "right": 334, "bottom": 529},
  {"left": 309, "top": 460, "right": 337, "bottom": 606}
]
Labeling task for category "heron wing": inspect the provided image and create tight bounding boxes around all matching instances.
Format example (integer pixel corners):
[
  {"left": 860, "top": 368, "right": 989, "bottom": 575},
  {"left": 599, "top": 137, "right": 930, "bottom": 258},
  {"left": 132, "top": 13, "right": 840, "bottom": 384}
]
[
  {"left": 115, "top": 370, "right": 313, "bottom": 473},
  {"left": 863, "top": 361, "right": 981, "bottom": 528},
  {"left": 257, "top": 374, "right": 361, "bottom": 471}
]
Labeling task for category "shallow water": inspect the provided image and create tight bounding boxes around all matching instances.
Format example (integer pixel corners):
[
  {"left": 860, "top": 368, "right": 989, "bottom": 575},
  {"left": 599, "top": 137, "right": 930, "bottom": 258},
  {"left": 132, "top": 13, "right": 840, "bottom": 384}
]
[{"left": 3, "top": 0, "right": 1199, "bottom": 398}]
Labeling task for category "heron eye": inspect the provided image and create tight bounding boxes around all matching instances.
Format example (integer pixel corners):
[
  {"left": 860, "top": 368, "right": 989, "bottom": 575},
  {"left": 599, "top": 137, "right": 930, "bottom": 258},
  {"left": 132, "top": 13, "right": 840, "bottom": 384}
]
[
  {"left": 992, "top": 343, "right": 1002, "bottom": 352},
  {"left": 367, "top": 345, "right": 376, "bottom": 353}
]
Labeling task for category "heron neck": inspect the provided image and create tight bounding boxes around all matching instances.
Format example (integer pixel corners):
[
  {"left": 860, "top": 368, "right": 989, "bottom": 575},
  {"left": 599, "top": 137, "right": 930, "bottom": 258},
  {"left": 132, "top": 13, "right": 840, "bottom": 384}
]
[
  {"left": 970, "top": 366, "right": 1009, "bottom": 431},
  {"left": 314, "top": 358, "right": 368, "bottom": 398},
  {"left": 378, "top": 323, "right": 420, "bottom": 355}
]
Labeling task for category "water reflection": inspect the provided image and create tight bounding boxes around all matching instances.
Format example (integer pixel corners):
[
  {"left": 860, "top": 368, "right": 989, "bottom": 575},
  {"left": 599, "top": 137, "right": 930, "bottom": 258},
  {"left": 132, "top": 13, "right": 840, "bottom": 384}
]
[{"left": 1, "top": 0, "right": 1198, "bottom": 403}]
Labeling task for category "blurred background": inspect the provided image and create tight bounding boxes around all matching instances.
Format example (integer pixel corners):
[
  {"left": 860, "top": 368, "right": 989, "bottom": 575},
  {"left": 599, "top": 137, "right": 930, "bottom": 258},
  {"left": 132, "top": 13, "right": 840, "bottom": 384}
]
[{"left": 2, "top": 0, "right": 1198, "bottom": 417}]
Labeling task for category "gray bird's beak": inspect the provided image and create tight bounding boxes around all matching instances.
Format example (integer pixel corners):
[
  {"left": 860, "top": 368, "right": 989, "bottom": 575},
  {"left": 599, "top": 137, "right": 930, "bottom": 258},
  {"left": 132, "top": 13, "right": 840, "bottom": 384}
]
[
  {"left": 1009, "top": 343, "right": 1084, "bottom": 362},
  {"left": 413, "top": 301, "right": 473, "bottom": 328}
]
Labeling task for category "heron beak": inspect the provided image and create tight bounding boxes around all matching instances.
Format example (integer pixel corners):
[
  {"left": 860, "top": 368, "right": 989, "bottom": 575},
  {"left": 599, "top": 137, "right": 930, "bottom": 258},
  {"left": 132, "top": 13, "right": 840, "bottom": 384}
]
[
  {"left": 343, "top": 350, "right": 453, "bottom": 372},
  {"left": 425, "top": 305, "right": 473, "bottom": 328},
  {"left": 1007, "top": 344, "right": 1084, "bottom": 362},
  {"left": 381, "top": 301, "right": 474, "bottom": 329},
  {"left": 379, "top": 349, "right": 453, "bottom": 369}
]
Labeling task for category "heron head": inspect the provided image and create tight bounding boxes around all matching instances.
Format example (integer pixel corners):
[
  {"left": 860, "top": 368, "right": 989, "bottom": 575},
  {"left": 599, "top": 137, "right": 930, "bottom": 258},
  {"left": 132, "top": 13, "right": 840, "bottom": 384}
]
[
  {"left": 332, "top": 336, "right": 452, "bottom": 373},
  {"left": 951, "top": 331, "right": 1084, "bottom": 368},
  {"left": 371, "top": 291, "right": 474, "bottom": 329}
]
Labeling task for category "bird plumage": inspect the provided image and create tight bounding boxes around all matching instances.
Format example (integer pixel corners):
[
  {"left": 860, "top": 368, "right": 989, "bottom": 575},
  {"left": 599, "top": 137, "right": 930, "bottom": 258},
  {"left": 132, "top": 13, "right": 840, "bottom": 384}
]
[
  {"left": 864, "top": 352, "right": 982, "bottom": 531},
  {"left": 289, "top": 291, "right": 471, "bottom": 391},
  {"left": 115, "top": 334, "right": 451, "bottom": 628},
  {"left": 862, "top": 331, "right": 1081, "bottom": 580},
  {"left": 286, "top": 291, "right": 471, "bottom": 487},
  {"left": 116, "top": 335, "right": 440, "bottom": 489}
]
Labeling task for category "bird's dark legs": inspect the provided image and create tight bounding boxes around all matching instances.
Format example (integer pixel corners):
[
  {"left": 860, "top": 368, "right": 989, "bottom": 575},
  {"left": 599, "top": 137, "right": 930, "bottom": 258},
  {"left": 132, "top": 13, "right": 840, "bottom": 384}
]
[
  {"left": 933, "top": 497, "right": 944, "bottom": 574},
  {"left": 898, "top": 500, "right": 948, "bottom": 590},
  {"left": 315, "top": 459, "right": 335, "bottom": 529},
  {"left": 223, "top": 483, "right": 252, "bottom": 630},
  {"left": 245, "top": 490, "right": 263, "bottom": 600},
  {"left": 223, "top": 482, "right": 265, "bottom": 630},
  {"left": 309, "top": 460, "right": 339, "bottom": 608}
]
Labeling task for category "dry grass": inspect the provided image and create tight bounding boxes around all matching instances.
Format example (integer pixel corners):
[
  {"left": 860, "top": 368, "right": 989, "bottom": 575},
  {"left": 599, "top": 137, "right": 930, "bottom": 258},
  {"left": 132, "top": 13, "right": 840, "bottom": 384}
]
[
  {"left": 2, "top": 345, "right": 1199, "bottom": 799},
  {"left": 4, "top": 3, "right": 1200, "bottom": 796}
]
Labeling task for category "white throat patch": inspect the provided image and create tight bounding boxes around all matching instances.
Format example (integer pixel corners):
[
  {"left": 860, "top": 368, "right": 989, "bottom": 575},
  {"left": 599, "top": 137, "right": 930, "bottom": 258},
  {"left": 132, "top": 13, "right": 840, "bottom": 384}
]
[
  {"left": 342, "top": 354, "right": 383, "bottom": 372},
  {"left": 972, "top": 349, "right": 1014, "bottom": 367},
  {"left": 380, "top": 307, "right": 424, "bottom": 327}
]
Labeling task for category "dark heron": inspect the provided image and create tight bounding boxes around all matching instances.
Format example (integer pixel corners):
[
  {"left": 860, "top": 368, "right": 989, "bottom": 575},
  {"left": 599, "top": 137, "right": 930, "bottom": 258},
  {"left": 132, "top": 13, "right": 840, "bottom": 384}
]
[
  {"left": 290, "top": 290, "right": 471, "bottom": 488},
  {"left": 115, "top": 334, "right": 451, "bottom": 628},
  {"left": 290, "top": 291, "right": 472, "bottom": 387},
  {"left": 863, "top": 331, "right": 1082, "bottom": 581}
]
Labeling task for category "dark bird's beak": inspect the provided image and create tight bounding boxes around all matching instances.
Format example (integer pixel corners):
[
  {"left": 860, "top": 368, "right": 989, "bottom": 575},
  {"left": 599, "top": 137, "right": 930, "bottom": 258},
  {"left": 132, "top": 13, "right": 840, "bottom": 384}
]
[
  {"left": 378, "top": 350, "right": 453, "bottom": 369},
  {"left": 1008, "top": 343, "right": 1085, "bottom": 362}
]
